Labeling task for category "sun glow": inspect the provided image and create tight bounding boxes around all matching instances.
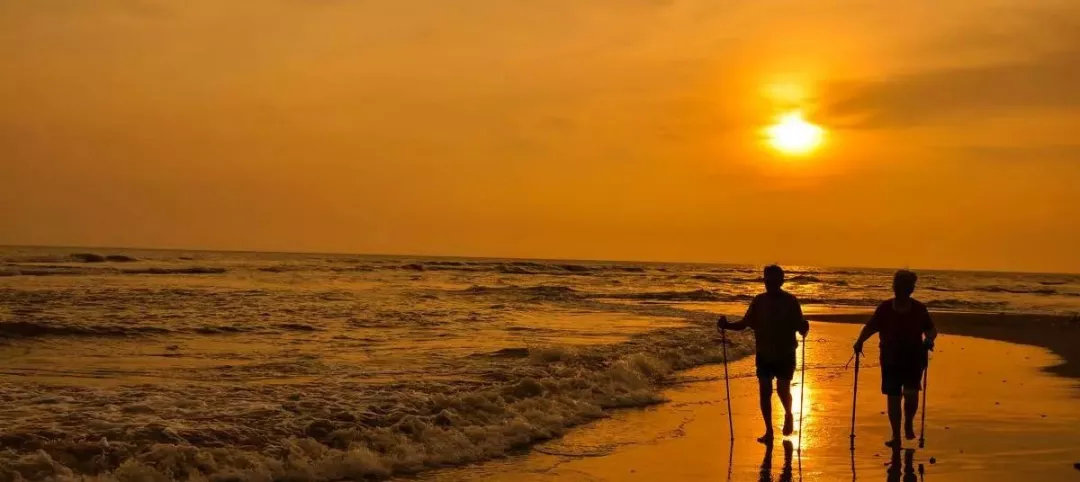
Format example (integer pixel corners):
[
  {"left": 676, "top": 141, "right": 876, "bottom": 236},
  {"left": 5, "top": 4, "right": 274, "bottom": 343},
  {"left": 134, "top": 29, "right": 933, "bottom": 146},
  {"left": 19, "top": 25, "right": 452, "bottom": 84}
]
[{"left": 765, "top": 111, "right": 825, "bottom": 156}]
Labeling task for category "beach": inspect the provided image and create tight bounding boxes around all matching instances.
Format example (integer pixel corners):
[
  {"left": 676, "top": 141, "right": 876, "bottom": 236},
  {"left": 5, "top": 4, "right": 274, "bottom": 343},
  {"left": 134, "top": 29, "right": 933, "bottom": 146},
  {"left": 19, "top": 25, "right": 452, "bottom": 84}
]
[
  {"left": 424, "top": 320, "right": 1080, "bottom": 481},
  {"left": 0, "top": 247, "right": 1078, "bottom": 480},
  {"left": 811, "top": 311, "right": 1080, "bottom": 380}
]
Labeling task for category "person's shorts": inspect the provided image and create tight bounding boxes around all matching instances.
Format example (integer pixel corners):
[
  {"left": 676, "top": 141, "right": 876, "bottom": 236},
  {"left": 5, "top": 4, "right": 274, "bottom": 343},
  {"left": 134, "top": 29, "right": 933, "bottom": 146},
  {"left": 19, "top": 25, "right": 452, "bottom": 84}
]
[
  {"left": 880, "top": 363, "right": 924, "bottom": 396},
  {"left": 756, "top": 357, "right": 796, "bottom": 381}
]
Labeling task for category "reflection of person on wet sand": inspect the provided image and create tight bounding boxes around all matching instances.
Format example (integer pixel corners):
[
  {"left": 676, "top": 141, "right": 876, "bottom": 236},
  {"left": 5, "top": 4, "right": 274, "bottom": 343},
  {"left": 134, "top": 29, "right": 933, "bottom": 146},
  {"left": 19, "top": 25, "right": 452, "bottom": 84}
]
[
  {"left": 718, "top": 265, "right": 809, "bottom": 443},
  {"left": 759, "top": 440, "right": 795, "bottom": 482},
  {"left": 853, "top": 270, "right": 938, "bottom": 447},
  {"left": 887, "top": 448, "right": 919, "bottom": 482}
]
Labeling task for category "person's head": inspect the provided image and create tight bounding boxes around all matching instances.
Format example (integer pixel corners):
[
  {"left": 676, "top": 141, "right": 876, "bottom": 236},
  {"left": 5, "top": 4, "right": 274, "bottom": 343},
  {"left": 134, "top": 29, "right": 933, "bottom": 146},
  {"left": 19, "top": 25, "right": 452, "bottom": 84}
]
[
  {"left": 763, "top": 264, "right": 785, "bottom": 293},
  {"left": 893, "top": 269, "right": 917, "bottom": 299}
]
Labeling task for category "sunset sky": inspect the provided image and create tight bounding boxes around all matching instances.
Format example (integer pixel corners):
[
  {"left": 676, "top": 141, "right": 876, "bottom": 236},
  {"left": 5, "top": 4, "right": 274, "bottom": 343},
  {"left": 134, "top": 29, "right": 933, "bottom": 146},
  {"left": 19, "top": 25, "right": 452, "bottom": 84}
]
[{"left": 2, "top": 1, "right": 1078, "bottom": 272}]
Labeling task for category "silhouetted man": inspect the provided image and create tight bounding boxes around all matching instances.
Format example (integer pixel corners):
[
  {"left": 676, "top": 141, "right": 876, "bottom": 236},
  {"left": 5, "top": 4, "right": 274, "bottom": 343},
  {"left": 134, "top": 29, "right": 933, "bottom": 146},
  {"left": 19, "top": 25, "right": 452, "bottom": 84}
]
[
  {"left": 853, "top": 269, "right": 938, "bottom": 447},
  {"left": 718, "top": 265, "right": 809, "bottom": 443}
]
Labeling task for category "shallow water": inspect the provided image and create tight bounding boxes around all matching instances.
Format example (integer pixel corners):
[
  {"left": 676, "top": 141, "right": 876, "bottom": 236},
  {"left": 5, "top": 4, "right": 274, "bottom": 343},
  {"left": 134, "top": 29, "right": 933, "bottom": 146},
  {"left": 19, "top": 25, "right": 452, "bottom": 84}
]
[{"left": 0, "top": 247, "right": 1077, "bottom": 479}]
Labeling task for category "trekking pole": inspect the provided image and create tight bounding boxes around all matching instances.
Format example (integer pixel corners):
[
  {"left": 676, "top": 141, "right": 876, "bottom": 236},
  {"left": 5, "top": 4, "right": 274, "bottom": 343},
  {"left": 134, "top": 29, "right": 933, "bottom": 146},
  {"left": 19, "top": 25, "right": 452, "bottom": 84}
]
[
  {"left": 720, "top": 318, "right": 735, "bottom": 441},
  {"left": 919, "top": 354, "right": 929, "bottom": 448},
  {"left": 849, "top": 351, "right": 860, "bottom": 450},
  {"left": 726, "top": 440, "right": 735, "bottom": 482},
  {"left": 798, "top": 333, "right": 806, "bottom": 452}
]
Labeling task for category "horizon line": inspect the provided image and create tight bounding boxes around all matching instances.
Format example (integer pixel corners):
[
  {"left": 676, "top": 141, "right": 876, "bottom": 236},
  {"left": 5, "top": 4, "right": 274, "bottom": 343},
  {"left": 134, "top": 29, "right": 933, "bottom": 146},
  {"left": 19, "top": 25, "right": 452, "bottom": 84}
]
[{"left": 2, "top": 243, "right": 1076, "bottom": 276}]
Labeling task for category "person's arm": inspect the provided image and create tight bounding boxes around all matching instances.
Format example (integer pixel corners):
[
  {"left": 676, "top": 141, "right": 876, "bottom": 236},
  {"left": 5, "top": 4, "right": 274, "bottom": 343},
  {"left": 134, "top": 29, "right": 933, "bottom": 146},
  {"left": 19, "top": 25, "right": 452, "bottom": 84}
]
[
  {"left": 853, "top": 306, "right": 882, "bottom": 353},
  {"left": 922, "top": 307, "right": 938, "bottom": 350},
  {"left": 719, "top": 319, "right": 751, "bottom": 331},
  {"left": 795, "top": 298, "right": 809, "bottom": 337},
  {"left": 717, "top": 299, "right": 756, "bottom": 332}
]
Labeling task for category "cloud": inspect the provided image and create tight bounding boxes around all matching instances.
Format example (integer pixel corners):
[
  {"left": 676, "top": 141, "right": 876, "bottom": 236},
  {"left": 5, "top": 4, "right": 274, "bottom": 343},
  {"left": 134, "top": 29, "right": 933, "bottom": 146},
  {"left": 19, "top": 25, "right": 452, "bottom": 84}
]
[{"left": 823, "top": 49, "right": 1080, "bottom": 128}]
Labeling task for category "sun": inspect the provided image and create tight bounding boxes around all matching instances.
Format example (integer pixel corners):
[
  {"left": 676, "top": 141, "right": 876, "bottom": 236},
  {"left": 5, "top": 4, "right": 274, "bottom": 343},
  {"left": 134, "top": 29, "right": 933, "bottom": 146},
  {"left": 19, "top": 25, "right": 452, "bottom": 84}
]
[{"left": 765, "top": 111, "right": 824, "bottom": 156}]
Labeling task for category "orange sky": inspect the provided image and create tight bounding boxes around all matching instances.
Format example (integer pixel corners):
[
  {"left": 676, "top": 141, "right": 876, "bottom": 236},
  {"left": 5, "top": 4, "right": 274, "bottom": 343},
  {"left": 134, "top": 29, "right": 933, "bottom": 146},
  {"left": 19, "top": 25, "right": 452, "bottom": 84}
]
[{"left": 2, "top": 1, "right": 1079, "bottom": 272}]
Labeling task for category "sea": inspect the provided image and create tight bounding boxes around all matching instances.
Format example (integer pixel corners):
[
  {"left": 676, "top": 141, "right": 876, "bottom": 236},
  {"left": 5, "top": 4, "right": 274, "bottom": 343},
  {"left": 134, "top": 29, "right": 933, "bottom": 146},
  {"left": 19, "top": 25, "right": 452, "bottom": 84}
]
[{"left": 1, "top": 246, "right": 1077, "bottom": 480}]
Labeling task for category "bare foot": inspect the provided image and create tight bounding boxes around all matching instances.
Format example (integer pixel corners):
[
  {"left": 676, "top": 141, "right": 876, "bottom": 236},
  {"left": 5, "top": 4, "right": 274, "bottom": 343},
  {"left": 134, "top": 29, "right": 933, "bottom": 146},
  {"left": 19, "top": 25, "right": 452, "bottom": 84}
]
[
  {"left": 885, "top": 438, "right": 902, "bottom": 449},
  {"left": 905, "top": 426, "right": 916, "bottom": 440},
  {"left": 757, "top": 432, "right": 774, "bottom": 444},
  {"left": 782, "top": 413, "right": 794, "bottom": 436}
]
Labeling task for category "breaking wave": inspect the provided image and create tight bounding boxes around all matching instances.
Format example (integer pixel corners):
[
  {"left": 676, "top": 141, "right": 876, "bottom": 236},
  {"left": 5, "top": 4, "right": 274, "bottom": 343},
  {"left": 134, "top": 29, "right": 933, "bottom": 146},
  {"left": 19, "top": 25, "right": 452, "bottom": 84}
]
[{"left": 0, "top": 322, "right": 751, "bottom": 481}]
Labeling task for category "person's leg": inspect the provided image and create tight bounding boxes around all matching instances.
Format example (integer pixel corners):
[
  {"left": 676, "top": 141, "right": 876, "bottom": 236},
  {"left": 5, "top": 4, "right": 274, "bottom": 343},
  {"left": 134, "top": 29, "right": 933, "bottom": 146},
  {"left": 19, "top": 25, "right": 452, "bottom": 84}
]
[
  {"left": 758, "top": 376, "right": 775, "bottom": 442},
  {"left": 886, "top": 394, "right": 902, "bottom": 446},
  {"left": 777, "top": 378, "right": 794, "bottom": 436},
  {"left": 903, "top": 389, "right": 919, "bottom": 439},
  {"left": 882, "top": 365, "right": 903, "bottom": 447}
]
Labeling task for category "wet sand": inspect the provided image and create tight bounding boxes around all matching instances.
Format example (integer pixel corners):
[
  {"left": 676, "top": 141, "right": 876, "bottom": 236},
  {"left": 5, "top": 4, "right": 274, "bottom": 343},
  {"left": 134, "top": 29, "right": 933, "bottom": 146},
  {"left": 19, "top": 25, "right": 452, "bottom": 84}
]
[{"left": 423, "top": 321, "right": 1080, "bottom": 481}]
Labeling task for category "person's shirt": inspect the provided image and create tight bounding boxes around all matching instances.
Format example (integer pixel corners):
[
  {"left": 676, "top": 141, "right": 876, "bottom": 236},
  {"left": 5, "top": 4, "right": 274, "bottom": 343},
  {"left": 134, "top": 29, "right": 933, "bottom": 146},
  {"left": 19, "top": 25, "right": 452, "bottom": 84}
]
[
  {"left": 864, "top": 298, "right": 935, "bottom": 366},
  {"left": 742, "top": 290, "right": 808, "bottom": 361}
]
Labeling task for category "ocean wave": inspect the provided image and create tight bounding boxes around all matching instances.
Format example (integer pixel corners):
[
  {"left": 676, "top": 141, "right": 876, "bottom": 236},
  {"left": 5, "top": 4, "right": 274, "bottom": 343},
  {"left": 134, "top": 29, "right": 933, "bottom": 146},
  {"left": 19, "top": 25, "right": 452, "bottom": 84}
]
[
  {"left": 388, "top": 261, "right": 648, "bottom": 276},
  {"left": 599, "top": 289, "right": 745, "bottom": 302},
  {"left": 259, "top": 264, "right": 376, "bottom": 273},
  {"left": 690, "top": 274, "right": 766, "bottom": 283},
  {"left": 350, "top": 310, "right": 447, "bottom": 327},
  {"left": 0, "top": 265, "right": 103, "bottom": 276},
  {"left": 690, "top": 274, "right": 728, "bottom": 282},
  {"left": 929, "top": 285, "right": 1060, "bottom": 295},
  {"left": 120, "top": 267, "right": 227, "bottom": 275},
  {"left": 973, "top": 285, "right": 1058, "bottom": 295},
  {"left": 693, "top": 275, "right": 841, "bottom": 285},
  {"left": 2, "top": 252, "right": 139, "bottom": 264},
  {"left": 274, "top": 323, "right": 320, "bottom": 332},
  {"left": 923, "top": 299, "right": 1010, "bottom": 311},
  {"left": 0, "top": 265, "right": 226, "bottom": 276},
  {"left": 788, "top": 296, "right": 1012, "bottom": 312},
  {"left": 0, "top": 318, "right": 325, "bottom": 339},
  {"left": 0, "top": 320, "right": 173, "bottom": 338},
  {"left": 459, "top": 285, "right": 754, "bottom": 303},
  {"left": 0, "top": 323, "right": 752, "bottom": 481},
  {"left": 787, "top": 275, "right": 821, "bottom": 283},
  {"left": 461, "top": 285, "right": 583, "bottom": 302}
]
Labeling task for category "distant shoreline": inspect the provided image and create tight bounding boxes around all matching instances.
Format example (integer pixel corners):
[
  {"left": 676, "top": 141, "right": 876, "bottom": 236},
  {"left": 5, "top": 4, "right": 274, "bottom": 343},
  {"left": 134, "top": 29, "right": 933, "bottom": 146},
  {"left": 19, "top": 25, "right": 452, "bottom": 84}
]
[{"left": 810, "top": 311, "right": 1080, "bottom": 381}]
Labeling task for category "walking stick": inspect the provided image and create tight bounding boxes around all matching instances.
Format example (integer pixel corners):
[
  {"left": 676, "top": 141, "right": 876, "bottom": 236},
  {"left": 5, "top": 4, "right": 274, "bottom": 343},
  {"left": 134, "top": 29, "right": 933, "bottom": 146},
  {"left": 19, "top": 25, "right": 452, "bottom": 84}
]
[
  {"left": 919, "top": 353, "right": 929, "bottom": 448},
  {"left": 849, "top": 351, "right": 860, "bottom": 450},
  {"left": 798, "top": 333, "right": 806, "bottom": 452},
  {"left": 720, "top": 319, "right": 735, "bottom": 441}
]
